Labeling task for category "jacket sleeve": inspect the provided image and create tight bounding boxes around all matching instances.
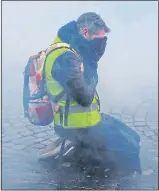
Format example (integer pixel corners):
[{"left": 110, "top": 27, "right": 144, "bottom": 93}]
[{"left": 52, "top": 51, "right": 98, "bottom": 107}]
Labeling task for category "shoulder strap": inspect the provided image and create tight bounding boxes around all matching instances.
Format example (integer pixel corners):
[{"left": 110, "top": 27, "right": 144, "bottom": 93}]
[{"left": 23, "top": 59, "right": 32, "bottom": 116}]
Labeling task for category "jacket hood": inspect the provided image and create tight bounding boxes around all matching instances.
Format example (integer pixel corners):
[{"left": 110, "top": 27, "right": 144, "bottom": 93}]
[{"left": 58, "top": 21, "right": 79, "bottom": 45}]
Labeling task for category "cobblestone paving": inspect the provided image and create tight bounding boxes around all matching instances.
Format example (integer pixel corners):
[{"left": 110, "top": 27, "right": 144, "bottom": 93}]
[{"left": 2, "top": 99, "right": 158, "bottom": 189}]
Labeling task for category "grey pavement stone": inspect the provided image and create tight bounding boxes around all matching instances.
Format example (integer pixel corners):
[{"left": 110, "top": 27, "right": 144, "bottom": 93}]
[
  {"left": 24, "top": 125, "right": 36, "bottom": 131},
  {"left": 45, "top": 133, "right": 54, "bottom": 139},
  {"left": 122, "top": 118, "right": 134, "bottom": 124},
  {"left": 47, "top": 137, "right": 57, "bottom": 143},
  {"left": 14, "top": 133, "right": 24, "bottom": 139},
  {"left": 21, "top": 136, "right": 36, "bottom": 146},
  {"left": 3, "top": 129, "right": 23, "bottom": 139},
  {"left": 18, "top": 129, "right": 35, "bottom": 137},
  {"left": 31, "top": 144, "right": 47, "bottom": 150},
  {"left": 19, "top": 118, "right": 31, "bottom": 125},
  {"left": 2, "top": 122, "right": 11, "bottom": 128},
  {"left": 45, "top": 129, "right": 54, "bottom": 135},
  {"left": 45, "top": 133, "right": 55, "bottom": 140},
  {"left": 2, "top": 142, "right": 15, "bottom": 150},
  {"left": 12, "top": 138, "right": 24, "bottom": 145},
  {"left": 29, "top": 127, "right": 50, "bottom": 134},
  {"left": 149, "top": 136, "right": 158, "bottom": 142},
  {"left": 2, "top": 117, "right": 10, "bottom": 123},
  {"left": 40, "top": 139, "right": 54, "bottom": 146},
  {"left": 143, "top": 130, "right": 156, "bottom": 137},
  {"left": 14, "top": 122, "right": 29, "bottom": 129},
  {"left": 146, "top": 125, "right": 158, "bottom": 131},
  {"left": 33, "top": 132, "right": 48, "bottom": 138},
  {"left": 13, "top": 144, "right": 26, "bottom": 151},
  {"left": 13, "top": 144, "right": 30, "bottom": 151},
  {"left": 2, "top": 137, "right": 13, "bottom": 144},
  {"left": 153, "top": 129, "right": 158, "bottom": 134},
  {"left": 134, "top": 126, "right": 151, "bottom": 133},
  {"left": 34, "top": 137, "right": 47, "bottom": 143},
  {"left": 134, "top": 121, "right": 147, "bottom": 127}
]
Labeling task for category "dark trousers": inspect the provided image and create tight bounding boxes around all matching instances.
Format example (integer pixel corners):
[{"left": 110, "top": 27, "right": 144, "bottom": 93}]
[{"left": 54, "top": 113, "right": 141, "bottom": 172}]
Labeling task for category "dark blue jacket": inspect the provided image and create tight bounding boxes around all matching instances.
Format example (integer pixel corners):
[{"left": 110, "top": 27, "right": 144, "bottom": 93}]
[{"left": 52, "top": 21, "right": 98, "bottom": 107}]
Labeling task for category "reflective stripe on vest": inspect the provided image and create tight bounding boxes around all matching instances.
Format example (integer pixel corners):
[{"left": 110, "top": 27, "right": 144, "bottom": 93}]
[{"left": 60, "top": 102, "right": 98, "bottom": 113}]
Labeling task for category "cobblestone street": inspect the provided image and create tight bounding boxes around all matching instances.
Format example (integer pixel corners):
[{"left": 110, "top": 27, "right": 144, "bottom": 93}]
[{"left": 2, "top": 98, "right": 158, "bottom": 189}]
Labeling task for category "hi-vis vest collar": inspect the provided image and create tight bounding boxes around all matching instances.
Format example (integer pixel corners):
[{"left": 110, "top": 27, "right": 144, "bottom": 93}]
[
  {"left": 47, "top": 42, "right": 84, "bottom": 73},
  {"left": 46, "top": 42, "right": 80, "bottom": 59}
]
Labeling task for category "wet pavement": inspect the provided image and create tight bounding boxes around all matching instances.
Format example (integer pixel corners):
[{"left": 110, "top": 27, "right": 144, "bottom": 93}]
[{"left": 2, "top": 97, "right": 158, "bottom": 190}]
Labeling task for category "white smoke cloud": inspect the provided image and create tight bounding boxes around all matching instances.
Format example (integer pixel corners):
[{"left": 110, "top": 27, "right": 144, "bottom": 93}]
[{"left": 2, "top": 1, "right": 158, "bottom": 110}]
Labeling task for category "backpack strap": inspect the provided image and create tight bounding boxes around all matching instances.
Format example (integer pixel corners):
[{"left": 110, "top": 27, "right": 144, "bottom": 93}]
[{"left": 23, "top": 59, "right": 32, "bottom": 117}]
